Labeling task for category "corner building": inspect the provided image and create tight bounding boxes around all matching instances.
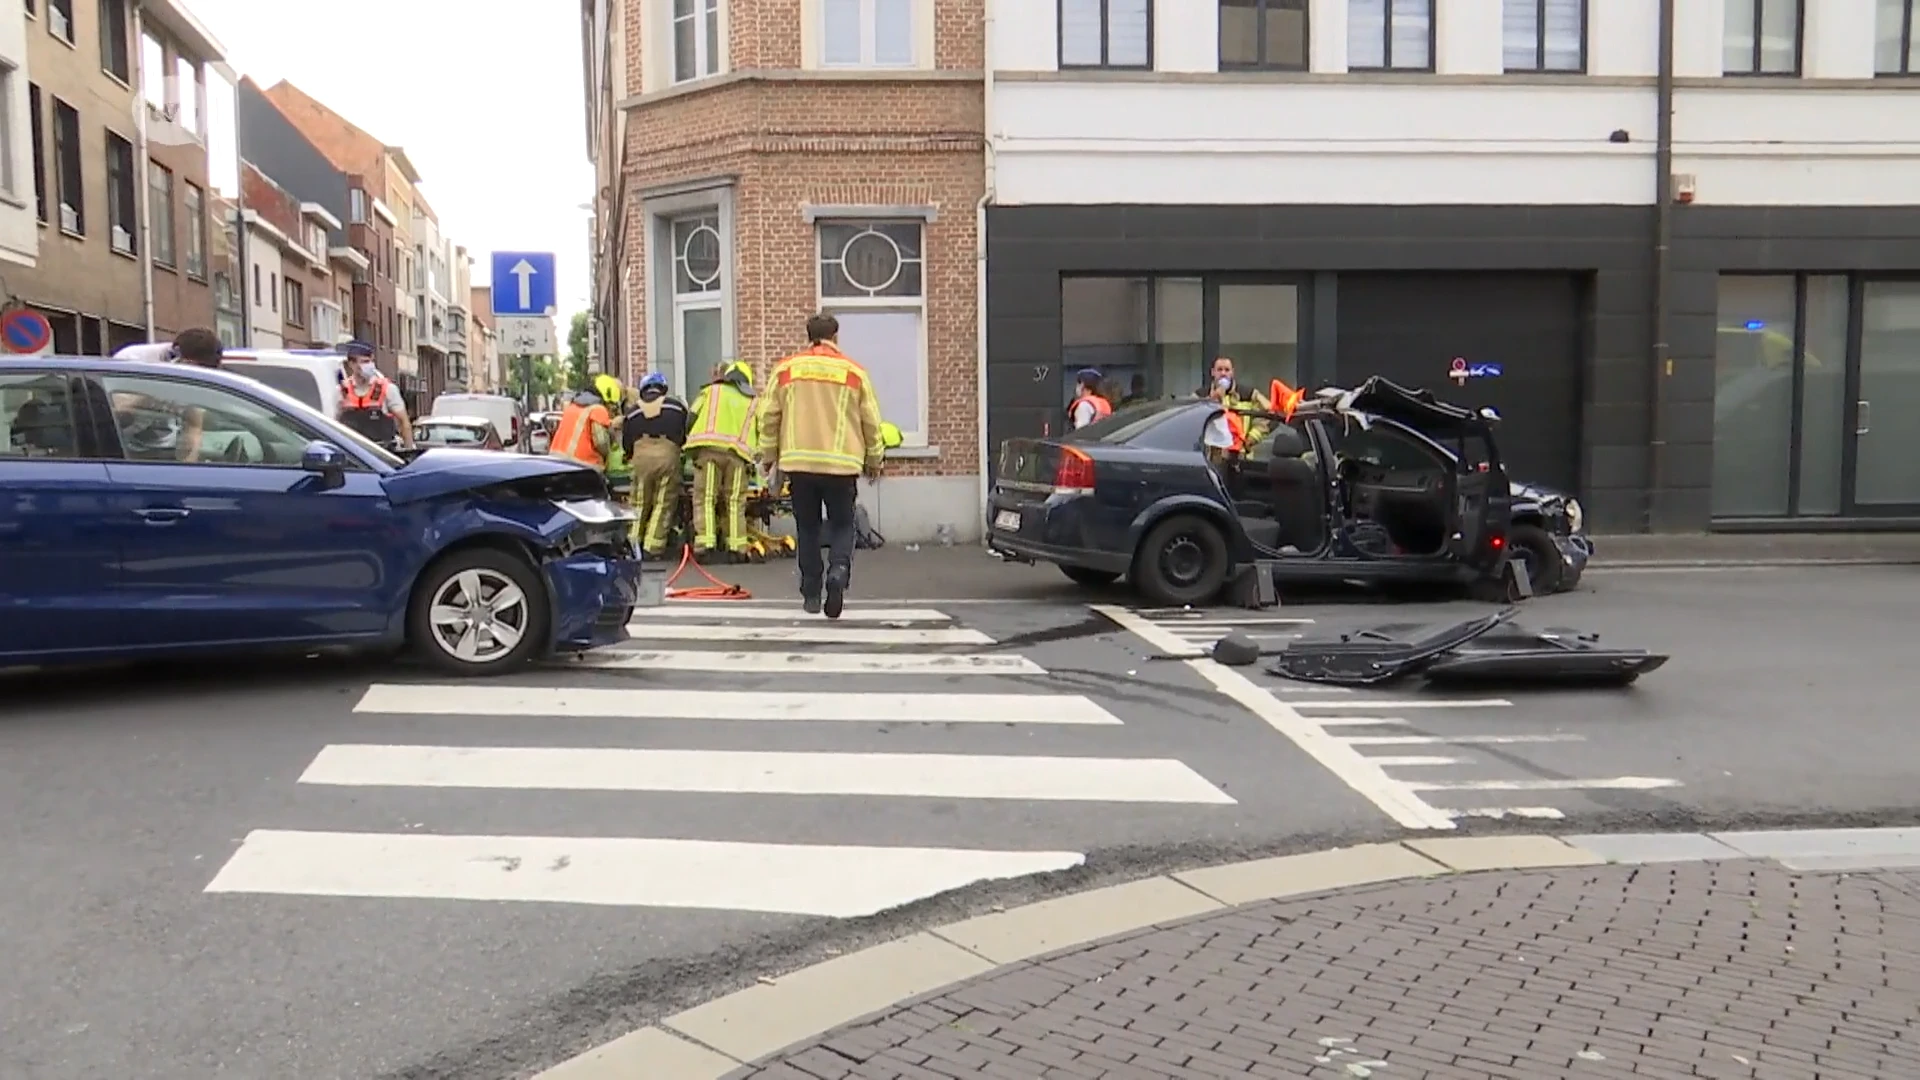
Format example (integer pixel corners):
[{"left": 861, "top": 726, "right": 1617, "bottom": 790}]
[{"left": 608, "top": 0, "right": 986, "bottom": 543}]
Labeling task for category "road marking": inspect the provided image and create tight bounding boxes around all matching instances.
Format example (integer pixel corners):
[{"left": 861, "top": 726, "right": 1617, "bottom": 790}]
[
  {"left": 1154, "top": 617, "right": 1315, "bottom": 626},
  {"left": 1443, "top": 807, "right": 1566, "bottom": 820},
  {"left": 561, "top": 650, "right": 1046, "bottom": 675},
  {"left": 204, "top": 830, "right": 1084, "bottom": 917},
  {"left": 627, "top": 623, "right": 992, "bottom": 645},
  {"left": 1304, "top": 716, "right": 1410, "bottom": 727},
  {"left": 299, "top": 745, "right": 1238, "bottom": 804},
  {"left": 355, "top": 684, "right": 1122, "bottom": 724},
  {"left": 1341, "top": 734, "right": 1585, "bottom": 745},
  {"left": 641, "top": 606, "right": 952, "bottom": 622},
  {"left": 1362, "top": 756, "right": 1465, "bottom": 767},
  {"left": 1093, "top": 605, "right": 1455, "bottom": 830},
  {"left": 1405, "top": 776, "right": 1680, "bottom": 792},
  {"left": 1285, "top": 698, "right": 1513, "bottom": 709}
]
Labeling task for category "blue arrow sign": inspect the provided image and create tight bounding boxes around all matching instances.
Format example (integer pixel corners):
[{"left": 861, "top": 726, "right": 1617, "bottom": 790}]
[
  {"left": 1468, "top": 362, "right": 1502, "bottom": 377},
  {"left": 490, "top": 251, "right": 556, "bottom": 317}
]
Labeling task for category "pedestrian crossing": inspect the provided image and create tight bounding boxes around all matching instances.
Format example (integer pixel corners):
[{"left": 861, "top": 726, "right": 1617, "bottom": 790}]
[
  {"left": 1100, "top": 604, "right": 1679, "bottom": 829},
  {"left": 203, "top": 603, "right": 1235, "bottom": 919}
]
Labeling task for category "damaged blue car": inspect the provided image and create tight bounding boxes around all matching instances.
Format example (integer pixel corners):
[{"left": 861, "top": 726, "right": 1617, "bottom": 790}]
[{"left": 0, "top": 357, "right": 653, "bottom": 675}]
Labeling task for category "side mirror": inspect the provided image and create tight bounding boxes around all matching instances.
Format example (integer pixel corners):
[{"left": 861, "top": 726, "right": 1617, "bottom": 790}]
[{"left": 301, "top": 440, "right": 346, "bottom": 475}]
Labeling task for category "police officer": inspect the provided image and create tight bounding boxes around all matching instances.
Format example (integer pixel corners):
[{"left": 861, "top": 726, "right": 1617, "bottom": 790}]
[
  {"left": 338, "top": 341, "right": 414, "bottom": 448},
  {"left": 1067, "top": 368, "right": 1112, "bottom": 430},
  {"left": 621, "top": 372, "right": 690, "bottom": 557}
]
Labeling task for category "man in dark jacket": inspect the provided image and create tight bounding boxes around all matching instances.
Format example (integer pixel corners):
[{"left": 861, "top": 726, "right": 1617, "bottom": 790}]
[{"left": 621, "top": 371, "right": 690, "bottom": 556}]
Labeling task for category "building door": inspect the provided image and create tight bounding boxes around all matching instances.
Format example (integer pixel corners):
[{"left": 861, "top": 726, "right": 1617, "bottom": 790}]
[
  {"left": 670, "top": 215, "right": 725, "bottom": 392},
  {"left": 1335, "top": 272, "right": 1583, "bottom": 493},
  {"left": 1848, "top": 279, "right": 1920, "bottom": 514}
]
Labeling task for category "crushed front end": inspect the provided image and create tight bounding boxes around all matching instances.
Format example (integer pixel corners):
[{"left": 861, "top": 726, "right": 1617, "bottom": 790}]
[{"left": 476, "top": 470, "right": 651, "bottom": 654}]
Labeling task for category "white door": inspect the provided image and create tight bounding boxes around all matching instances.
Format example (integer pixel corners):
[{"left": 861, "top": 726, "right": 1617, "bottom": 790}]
[{"left": 673, "top": 301, "right": 722, "bottom": 395}]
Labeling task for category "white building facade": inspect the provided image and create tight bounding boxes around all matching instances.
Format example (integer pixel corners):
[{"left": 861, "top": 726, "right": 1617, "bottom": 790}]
[
  {"left": 0, "top": 5, "right": 35, "bottom": 268},
  {"left": 985, "top": 0, "right": 1920, "bottom": 531}
]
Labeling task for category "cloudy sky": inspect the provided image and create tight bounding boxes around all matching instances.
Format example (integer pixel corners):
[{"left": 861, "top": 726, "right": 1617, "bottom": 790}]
[{"left": 192, "top": 0, "right": 594, "bottom": 321}]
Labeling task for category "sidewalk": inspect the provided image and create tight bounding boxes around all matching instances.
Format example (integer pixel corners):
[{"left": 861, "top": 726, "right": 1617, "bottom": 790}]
[
  {"left": 669, "top": 532, "right": 1920, "bottom": 602},
  {"left": 544, "top": 829, "right": 1920, "bottom": 1079}
]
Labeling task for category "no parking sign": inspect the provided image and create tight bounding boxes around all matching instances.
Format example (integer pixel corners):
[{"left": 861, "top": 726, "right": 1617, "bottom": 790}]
[{"left": 1, "top": 308, "right": 53, "bottom": 356}]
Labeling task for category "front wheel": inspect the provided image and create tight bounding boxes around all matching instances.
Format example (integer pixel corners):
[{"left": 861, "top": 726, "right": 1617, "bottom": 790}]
[
  {"left": 408, "top": 549, "right": 551, "bottom": 675},
  {"left": 1061, "top": 566, "right": 1121, "bottom": 588},
  {"left": 1132, "top": 514, "right": 1230, "bottom": 607},
  {"left": 1506, "top": 524, "right": 1565, "bottom": 594}
]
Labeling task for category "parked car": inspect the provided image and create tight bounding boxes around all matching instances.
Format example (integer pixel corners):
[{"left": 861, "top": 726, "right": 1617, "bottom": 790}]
[
  {"left": 0, "top": 357, "right": 653, "bottom": 675},
  {"left": 429, "top": 393, "right": 524, "bottom": 449},
  {"left": 221, "top": 349, "right": 350, "bottom": 420},
  {"left": 415, "top": 415, "right": 507, "bottom": 450},
  {"left": 987, "top": 378, "right": 1591, "bottom": 607},
  {"left": 526, "top": 411, "right": 560, "bottom": 454}
]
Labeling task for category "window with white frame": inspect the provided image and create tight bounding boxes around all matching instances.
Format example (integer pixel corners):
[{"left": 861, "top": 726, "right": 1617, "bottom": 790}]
[
  {"left": 670, "top": 213, "right": 724, "bottom": 393},
  {"left": 671, "top": 0, "right": 721, "bottom": 83},
  {"left": 1723, "top": 0, "right": 1800, "bottom": 75},
  {"left": 816, "top": 219, "right": 925, "bottom": 446},
  {"left": 1058, "top": 0, "right": 1151, "bottom": 69},
  {"left": 1349, "top": 0, "right": 1433, "bottom": 71},
  {"left": 1877, "top": 0, "right": 1917, "bottom": 75},
  {"left": 822, "top": 0, "right": 914, "bottom": 68},
  {"left": 1502, "top": 0, "right": 1584, "bottom": 72}
]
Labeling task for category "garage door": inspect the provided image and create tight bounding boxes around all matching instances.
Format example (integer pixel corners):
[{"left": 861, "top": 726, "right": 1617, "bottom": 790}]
[{"left": 1334, "top": 272, "right": 1584, "bottom": 493}]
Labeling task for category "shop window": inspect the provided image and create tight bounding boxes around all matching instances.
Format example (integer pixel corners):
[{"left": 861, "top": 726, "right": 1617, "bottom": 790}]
[
  {"left": 1219, "top": 0, "right": 1308, "bottom": 70},
  {"left": 1349, "top": 0, "right": 1433, "bottom": 72},
  {"left": 818, "top": 219, "right": 925, "bottom": 444},
  {"left": 1058, "top": 0, "right": 1151, "bottom": 69},
  {"left": 1855, "top": 281, "right": 1920, "bottom": 507},
  {"left": 1877, "top": 0, "right": 1917, "bottom": 75},
  {"left": 1502, "top": 0, "right": 1584, "bottom": 72},
  {"left": 1724, "top": 0, "right": 1800, "bottom": 75},
  {"left": 1060, "top": 276, "right": 1203, "bottom": 406},
  {"left": 1710, "top": 275, "right": 1847, "bottom": 518},
  {"left": 1218, "top": 283, "right": 1300, "bottom": 394}
]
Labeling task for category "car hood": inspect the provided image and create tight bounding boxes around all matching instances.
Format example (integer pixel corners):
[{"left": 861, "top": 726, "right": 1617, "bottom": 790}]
[
  {"left": 381, "top": 447, "right": 605, "bottom": 505},
  {"left": 1509, "top": 479, "right": 1573, "bottom": 504}
]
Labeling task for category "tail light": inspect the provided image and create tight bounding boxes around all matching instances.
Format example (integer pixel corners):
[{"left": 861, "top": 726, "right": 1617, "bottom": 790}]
[{"left": 1053, "top": 447, "right": 1096, "bottom": 491}]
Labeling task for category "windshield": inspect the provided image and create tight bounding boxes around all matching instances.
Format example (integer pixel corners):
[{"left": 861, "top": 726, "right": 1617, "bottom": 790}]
[
  {"left": 232, "top": 374, "right": 404, "bottom": 468},
  {"left": 418, "top": 423, "right": 488, "bottom": 445}
]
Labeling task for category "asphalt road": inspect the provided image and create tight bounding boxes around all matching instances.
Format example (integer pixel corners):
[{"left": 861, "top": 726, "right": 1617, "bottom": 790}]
[{"left": 2, "top": 563, "right": 1916, "bottom": 1079}]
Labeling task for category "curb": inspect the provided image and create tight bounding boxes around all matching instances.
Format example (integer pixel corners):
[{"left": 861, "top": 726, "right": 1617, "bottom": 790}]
[{"left": 532, "top": 827, "right": 1920, "bottom": 1078}]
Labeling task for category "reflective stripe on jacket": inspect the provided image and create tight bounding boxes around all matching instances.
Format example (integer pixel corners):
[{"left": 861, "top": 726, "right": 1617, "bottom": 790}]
[
  {"left": 551, "top": 399, "right": 612, "bottom": 468},
  {"left": 757, "top": 342, "right": 884, "bottom": 476},
  {"left": 684, "top": 382, "right": 757, "bottom": 460}
]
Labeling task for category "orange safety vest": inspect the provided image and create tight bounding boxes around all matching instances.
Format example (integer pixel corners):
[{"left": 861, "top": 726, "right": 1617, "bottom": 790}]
[
  {"left": 1222, "top": 409, "right": 1248, "bottom": 452},
  {"left": 551, "top": 399, "right": 612, "bottom": 468},
  {"left": 341, "top": 376, "right": 395, "bottom": 410},
  {"left": 1069, "top": 393, "right": 1112, "bottom": 427}
]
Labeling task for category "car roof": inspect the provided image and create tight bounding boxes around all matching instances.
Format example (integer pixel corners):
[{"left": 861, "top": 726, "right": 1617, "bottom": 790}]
[
  {"left": 419, "top": 415, "right": 492, "bottom": 426},
  {"left": 0, "top": 355, "right": 305, "bottom": 396}
]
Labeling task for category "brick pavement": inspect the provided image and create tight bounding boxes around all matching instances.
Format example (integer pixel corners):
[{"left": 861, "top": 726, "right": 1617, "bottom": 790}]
[{"left": 726, "top": 861, "right": 1920, "bottom": 1079}]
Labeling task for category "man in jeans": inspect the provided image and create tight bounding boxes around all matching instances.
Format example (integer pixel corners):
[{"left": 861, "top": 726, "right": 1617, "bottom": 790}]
[{"left": 757, "top": 313, "right": 885, "bottom": 618}]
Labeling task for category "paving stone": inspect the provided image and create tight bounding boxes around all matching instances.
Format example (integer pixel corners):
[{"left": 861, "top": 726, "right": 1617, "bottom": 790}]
[{"left": 731, "top": 859, "right": 1920, "bottom": 1078}]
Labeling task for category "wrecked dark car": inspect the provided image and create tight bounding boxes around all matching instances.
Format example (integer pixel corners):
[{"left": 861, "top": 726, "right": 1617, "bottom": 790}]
[
  {"left": 0, "top": 357, "right": 652, "bottom": 676},
  {"left": 1267, "top": 607, "right": 1667, "bottom": 688},
  {"left": 989, "top": 377, "right": 1592, "bottom": 607}
]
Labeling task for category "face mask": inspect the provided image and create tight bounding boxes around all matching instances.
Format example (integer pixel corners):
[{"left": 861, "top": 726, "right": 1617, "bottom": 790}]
[
  {"left": 356, "top": 362, "right": 376, "bottom": 379},
  {"left": 1215, "top": 377, "right": 1232, "bottom": 391}
]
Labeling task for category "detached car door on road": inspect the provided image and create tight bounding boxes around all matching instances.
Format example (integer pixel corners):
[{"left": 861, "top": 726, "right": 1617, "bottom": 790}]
[
  {"left": 0, "top": 370, "right": 123, "bottom": 659},
  {"left": 89, "top": 371, "right": 397, "bottom": 648}
]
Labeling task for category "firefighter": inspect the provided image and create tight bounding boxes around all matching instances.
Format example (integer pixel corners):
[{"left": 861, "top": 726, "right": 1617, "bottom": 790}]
[
  {"left": 684, "top": 359, "right": 759, "bottom": 561},
  {"left": 621, "top": 372, "right": 689, "bottom": 557},
  {"left": 338, "top": 341, "right": 414, "bottom": 449},
  {"left": 550, "top": 374, "right": 622, "bottom": 471}
]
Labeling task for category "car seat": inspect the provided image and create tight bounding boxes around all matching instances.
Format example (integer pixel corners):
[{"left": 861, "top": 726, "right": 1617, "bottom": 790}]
[
  {"left": 1266, "top": 426, "right": 1326, "bottom": 553},
  {"left": 6, "top": 398, "right": 71, "bottom": 456}
]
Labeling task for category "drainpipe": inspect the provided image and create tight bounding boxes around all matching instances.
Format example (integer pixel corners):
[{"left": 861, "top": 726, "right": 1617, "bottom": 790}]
[
  {"left": 1646, "top": 0, "right": 1675, "bottom": 531},
  {"left": 131, "top": 4, "right": 156, "bottom": 340},
  {"left": 973, "top": 0, "right": 995, "bottom": 538}
]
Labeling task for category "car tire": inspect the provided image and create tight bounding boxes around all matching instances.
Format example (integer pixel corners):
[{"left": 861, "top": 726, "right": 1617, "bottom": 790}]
[
  {"left": 408, "top": 548, "right": 552, "bottom": 676},
  {"left": 1507, "top": 523, "right": 1565, "bottom": 594},
  {"left": 1061, "top": 566, "right": 1121, "bottom": 588},
  {"left": 1133, "top": 515, "right": 1231, "bottom": 607}
]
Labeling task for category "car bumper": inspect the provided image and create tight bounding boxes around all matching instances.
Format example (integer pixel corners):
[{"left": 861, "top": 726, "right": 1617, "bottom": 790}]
[
  {"left": 985, "top": 492, "right": 1133, "bottom": 574},
  {"left": 544, "top": 550, "right": 644, "bottom": 653},
  {"left": 1555, "top": 532, "right": 1593, "bottom": 589}
]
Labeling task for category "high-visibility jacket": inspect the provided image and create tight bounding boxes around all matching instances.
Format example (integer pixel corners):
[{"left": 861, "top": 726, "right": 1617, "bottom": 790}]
[
  {"left": 684, "top": 375, "right": 758, "bottom": 462},
  {"left": 1067, "top": 393, "right": 1112, "bottom": 429},
  {"left": 757, "top": 342, "right": 885, "bottom": 476},
  {"left": 551, "top": 394, "right": 613, "bottom": 468},
  {"left": 340, "top": 376, "right": 400, "bottom": 444}
]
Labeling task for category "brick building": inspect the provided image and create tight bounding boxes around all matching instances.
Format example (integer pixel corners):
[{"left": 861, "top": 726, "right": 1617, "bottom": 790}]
[
  {"left": 237, "top": 160, "right": 347, "bottom": 348},
  {"left": 582, "top": 0, "right": 986, "bottom": 544}
]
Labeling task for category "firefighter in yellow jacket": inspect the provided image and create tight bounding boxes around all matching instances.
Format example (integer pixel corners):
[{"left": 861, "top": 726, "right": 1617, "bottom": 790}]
[
  {"left": 684, "top": 359, "right": 760, "bottom": 561},
  {"left": 757, "top": 313, "right": 885, "bottom": 618}
]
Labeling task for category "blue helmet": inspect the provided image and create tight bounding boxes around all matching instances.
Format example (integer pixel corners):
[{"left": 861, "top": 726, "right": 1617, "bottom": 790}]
[{"left": 639, "top": 371, "right": 668, "bottom": 391}]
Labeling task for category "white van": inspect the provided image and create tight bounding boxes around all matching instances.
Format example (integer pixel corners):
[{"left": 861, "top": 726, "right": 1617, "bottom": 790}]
[
  {"left": 429, "top": 392, "right": 524, "bottom": 448},
  {"left": 221, "top": 349, "right": 349, "bottom": 420}
]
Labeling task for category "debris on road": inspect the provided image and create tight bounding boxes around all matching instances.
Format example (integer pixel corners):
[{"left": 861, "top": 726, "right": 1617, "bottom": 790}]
[{"left": 1267, "top": 607, "right": 1668, "bottom": 688}]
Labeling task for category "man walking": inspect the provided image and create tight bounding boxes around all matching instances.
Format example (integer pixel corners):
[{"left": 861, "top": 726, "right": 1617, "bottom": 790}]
[{"left": 758, "top": 313, "right": 884, "bottom": 618}]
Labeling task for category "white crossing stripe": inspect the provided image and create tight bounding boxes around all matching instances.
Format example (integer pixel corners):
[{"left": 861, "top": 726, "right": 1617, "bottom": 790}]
[
  {"left": 1311, "top": 717, "right": 1411, "bottom": 726},
  {"left": 1405, "top": 776, "right": 1679, "bottom": 792},
  {"left": 204, "top": 830, "right": 1084, "bottom": 917},
  {"left": 355, "top": 684, "right": 1121, "bottom": 724},
  {"left": 1285, "top": 698, "right": 1514, "bottom": 709},
  {"left": 564, "top": 649, "right": 1045, "bottom": 675},
  {"left": 300, "top": 745, "right": 1239, "bottom": 804},
  {"left": 628, "top": 623, "right": 992, "bottom": 645},
  {"left": 1443, "top": 807, "right": 1566, "bottom": 820},
  {"left": 638, "top": 606, "right": 952, "bottom": 623},
  {"left": 1341, "top": 734, "right": 1585, "bottom": 745},
  {"left": 1363, "top": 756, "right": 1465, "bottom": 767}
]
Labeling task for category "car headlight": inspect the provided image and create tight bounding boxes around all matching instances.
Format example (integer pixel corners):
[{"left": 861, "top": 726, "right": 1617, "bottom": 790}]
[
  {"left": 1565, "top": 499, "right": 1584, "bottom": 533},
  {"left": 556, "top": 498, "right": 637, "bottom": 523}
]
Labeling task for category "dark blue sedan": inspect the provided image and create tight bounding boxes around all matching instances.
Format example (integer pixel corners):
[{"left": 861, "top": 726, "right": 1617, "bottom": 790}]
[
  {"left": 988, "top": 378, "right": 1592, "bottom": 607},
  {"left": 0, "top": 357, "right": 652, "bottom": 675}
]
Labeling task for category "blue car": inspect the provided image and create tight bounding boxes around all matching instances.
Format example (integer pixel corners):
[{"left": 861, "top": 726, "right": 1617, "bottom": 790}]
[{"left": 0, "top": 357, "right": 652, "bottom": 675}]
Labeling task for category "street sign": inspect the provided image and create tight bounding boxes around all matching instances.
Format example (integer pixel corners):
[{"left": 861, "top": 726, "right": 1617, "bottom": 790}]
[
  {"left": 1, "top": 308, "right": 53, "bottom": 355},
  {"left": 489, "top": 251, "right": 556, "bottom": 317},
  {"left": 496, "top": 316, "right": 556, "bottom": 356}
]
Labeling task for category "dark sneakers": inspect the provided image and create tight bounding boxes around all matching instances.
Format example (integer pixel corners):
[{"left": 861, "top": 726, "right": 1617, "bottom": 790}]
[
  {"left": 802, "top": 593, "right": 822, "bottom": 615},
  {"left": 823, "top": 565, "right": 849, "bottom": 620}
]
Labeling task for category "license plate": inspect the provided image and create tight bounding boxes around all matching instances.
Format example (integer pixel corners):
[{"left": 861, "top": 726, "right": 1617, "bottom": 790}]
[{"left": 993, "top": 510, "right": 1021, "bottom": 531}]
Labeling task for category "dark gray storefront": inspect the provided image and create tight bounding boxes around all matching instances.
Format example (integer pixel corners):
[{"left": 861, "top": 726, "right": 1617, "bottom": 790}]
[{"left": 985, "top": 203, "right": 1920, "bottom": 533}]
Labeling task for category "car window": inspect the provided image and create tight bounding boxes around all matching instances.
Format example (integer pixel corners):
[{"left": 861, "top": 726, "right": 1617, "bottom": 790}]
[
  {"left": 1322, "top": 420, "right": 1441, "bottom": 472},
  {"left": 0, "top": 372, "right": 79, "bottom": 459},
  {"left": 419, "top": 424, "right": 487, "bottom": 446},
  {"left": 97, "top": 374, "right": 320, "bottom": 467},
  {"left": 227, "top": 362, "right": 326, "bottom": 413}
]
